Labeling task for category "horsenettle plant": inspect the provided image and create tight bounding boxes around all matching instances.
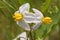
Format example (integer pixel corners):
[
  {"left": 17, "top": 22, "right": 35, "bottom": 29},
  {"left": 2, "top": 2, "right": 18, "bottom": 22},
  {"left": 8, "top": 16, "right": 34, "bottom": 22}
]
[{"left": 13, "top": 3, "right": 52, "bottom": 40}]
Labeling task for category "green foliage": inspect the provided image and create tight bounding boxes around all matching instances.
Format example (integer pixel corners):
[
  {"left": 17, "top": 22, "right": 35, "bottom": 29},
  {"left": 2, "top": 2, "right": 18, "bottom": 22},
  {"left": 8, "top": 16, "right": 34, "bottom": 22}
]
[{"left": 0, "top": 0, "right": 60, "bottom": 40}]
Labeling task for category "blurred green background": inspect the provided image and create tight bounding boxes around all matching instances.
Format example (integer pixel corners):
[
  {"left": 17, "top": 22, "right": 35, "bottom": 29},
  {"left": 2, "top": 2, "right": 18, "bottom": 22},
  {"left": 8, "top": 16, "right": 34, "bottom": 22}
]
[{"left": 0, "top": 0, "right": 60, "bottom": 40}]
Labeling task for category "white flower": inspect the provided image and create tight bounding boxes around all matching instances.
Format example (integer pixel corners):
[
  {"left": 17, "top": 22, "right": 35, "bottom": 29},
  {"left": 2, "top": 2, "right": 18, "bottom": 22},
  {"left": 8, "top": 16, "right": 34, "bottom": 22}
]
[
  {"left": 13, "top": 32, "right": 29, "bottom": 40},
  {"left": 14, "top": 3, "right": 30, "bottom": 31},
  {"left": 13, "top": 3, "right": 44, "bottom": 31}
]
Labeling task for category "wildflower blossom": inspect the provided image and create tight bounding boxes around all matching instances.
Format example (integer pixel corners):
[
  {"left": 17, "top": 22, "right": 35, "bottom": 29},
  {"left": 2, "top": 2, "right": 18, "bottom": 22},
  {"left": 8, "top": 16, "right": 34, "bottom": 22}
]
[
  {"left": 13, "top": 3, "right": 52, "bottom": 31},
  {"left": 13, "top": 3, "right": 30, "bottom": 31},
  {"left": 13, "top": 3, "right": 44, "bottom": 31}
]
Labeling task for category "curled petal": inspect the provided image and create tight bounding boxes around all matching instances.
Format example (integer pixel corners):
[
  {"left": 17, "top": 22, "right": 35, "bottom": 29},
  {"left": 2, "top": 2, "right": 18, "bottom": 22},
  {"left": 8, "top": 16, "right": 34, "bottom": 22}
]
[
  {"left": 23, "top": 12, "right": 35, "bottom": 17},
  {"left": 32, "top": 21, "right": 42, "bottom": 30},
  {"left": 24, "top": 17, "right": 41, "bottom": 23},
  {"left": 24, "top": 17, "right": 35, "bottom": 23},
  {"left": 19, "top": 3, "right": 30, "bottom": 13},
  {"left": 24, "top": 13, "right": 41, "bottom": 23},
  {"left": 17, "top": 20, "right": 30, "bottom": 31},
  {"left": 32, "top": 8, "right": 44, "bottom": 19}
]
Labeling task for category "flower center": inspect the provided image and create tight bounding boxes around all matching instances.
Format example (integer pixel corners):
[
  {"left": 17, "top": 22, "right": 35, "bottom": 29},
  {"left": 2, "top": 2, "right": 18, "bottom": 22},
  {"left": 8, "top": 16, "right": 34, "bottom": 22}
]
[
  {"left": 13, "top": 13, "right": 23, "bottom": 21},
  {"left": 42, "top": 17, "right": 52, "bottom": 24}
]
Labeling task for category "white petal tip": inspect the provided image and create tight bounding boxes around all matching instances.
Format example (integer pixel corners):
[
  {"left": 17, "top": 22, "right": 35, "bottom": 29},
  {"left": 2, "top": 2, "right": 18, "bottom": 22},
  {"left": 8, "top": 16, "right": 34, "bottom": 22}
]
[
  {"left": 26, "top": 29, "right": 30, "bottom": 31},
  {"left": 32, "top": 8, "right": 36, "bottom": 11},
  {"left": 32, "top": 8, "right": 44, "bottom": 18},
  {"left": 25, "top": 3, "right": 29, "bottom": 5},
  {"left": 19, "top": 3, "right": 30, "bottom": 13}
]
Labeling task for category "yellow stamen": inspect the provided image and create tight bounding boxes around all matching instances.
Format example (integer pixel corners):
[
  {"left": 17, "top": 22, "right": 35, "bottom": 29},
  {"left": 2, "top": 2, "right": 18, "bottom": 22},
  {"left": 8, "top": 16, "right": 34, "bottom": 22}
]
[
  {"left": 42, "top": 17, "right": 52, "bottom": 24},
  {"left": 13, "top": 13, "right": 23, "bottom": 21}
]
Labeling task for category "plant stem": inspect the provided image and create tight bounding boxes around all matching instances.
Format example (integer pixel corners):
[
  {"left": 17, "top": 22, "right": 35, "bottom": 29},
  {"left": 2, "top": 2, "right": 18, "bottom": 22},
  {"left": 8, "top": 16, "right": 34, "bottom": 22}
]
[
  {"left": 29, "top": 30, "right": 33, "bottom": 40},
  {"left": 26, "top": 31, "right": 29, "bottom": 40}
]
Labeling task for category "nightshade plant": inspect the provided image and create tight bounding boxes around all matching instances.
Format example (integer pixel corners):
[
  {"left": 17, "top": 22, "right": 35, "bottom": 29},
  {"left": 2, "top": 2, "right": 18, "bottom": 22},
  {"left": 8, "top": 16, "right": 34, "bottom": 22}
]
[{"left": 13, "top": 3, "right": 52, "bottom": 40}]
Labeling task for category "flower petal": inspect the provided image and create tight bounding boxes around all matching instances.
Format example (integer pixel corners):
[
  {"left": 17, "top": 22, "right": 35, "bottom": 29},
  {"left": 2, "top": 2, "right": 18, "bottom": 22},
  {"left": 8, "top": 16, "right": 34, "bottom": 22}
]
[
  {"left": 20, "top": 32, "right": 27, "bottom": 40},
  {"left": 23, "top": 12, "right": 35, "bottom": 17},
  {"left": 32, "top": 8, "right": 44, "bottom": 19},
  {"left": 24, "top": 13, "right": 41, "bottom": 23},
  {"left": 24, "top": 17, "right": 41, "bottom": 23},
  {"left": 13, "top": 32, "right": 27, "bottom": 40},
  {"left": 19, "top": 32, "right": 29, "bottom": 40},
  {"left": 19, "top": 3, "right": 30, "bottom": 13},
  {"left": 32, "top": 21, "right": 42, "bottom": 30},
  {"left": 24, "top": 16, "right": 35, "bottom": 23},
  {"left": 17, "top": 20, "right": 30, "bottom": 31}
]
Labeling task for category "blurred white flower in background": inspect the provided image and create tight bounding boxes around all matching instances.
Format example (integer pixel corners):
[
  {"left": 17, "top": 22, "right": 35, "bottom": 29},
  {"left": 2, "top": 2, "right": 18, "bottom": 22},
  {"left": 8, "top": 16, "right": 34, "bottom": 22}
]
[{"left": 13, "top": 32, "right": 28, "bottom": 40}]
